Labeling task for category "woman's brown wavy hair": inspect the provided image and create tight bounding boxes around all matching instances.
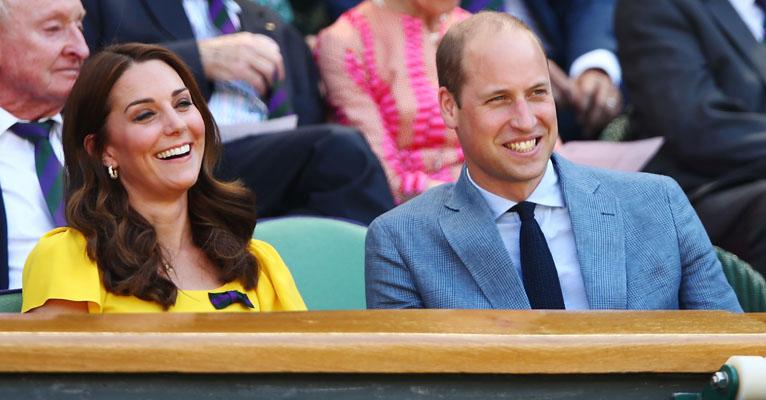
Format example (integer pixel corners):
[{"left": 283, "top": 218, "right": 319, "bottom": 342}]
[{"left": 62, "top": 43, "right": 258, "bottom": 309}]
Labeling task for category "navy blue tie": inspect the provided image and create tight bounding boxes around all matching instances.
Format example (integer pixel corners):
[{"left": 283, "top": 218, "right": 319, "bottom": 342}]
[{"left": 511, "top": 201, "right": 565, "bottom": 309}]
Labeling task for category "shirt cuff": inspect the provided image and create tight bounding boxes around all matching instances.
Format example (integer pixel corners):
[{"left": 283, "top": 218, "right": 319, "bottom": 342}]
[{"left": 568, "top": 49, "right": 622, "bottom": 85}]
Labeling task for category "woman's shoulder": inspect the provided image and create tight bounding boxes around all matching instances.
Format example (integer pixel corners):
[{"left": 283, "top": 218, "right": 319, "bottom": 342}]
[
  {"left": 29, "top": 227, "right": 89, "bottom": 257},
  {"left": 22, "top": 227, "right": 102, "bottom": 313},
  {"left": 246, "top": 239, "right": 306, "bottom": 311},
  {"left": 247, "top": 239, "right": 281, "bottom": 263}
]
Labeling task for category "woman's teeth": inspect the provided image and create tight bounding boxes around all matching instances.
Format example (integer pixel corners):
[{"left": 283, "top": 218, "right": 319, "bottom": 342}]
[{"left": 156, "top": 144, "right": 191, "bottom": 160}]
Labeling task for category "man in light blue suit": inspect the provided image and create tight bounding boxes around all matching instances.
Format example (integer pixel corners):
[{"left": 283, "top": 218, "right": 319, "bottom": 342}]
[{"left": 365, "top": 12, "right": 742, "bottom": 312}]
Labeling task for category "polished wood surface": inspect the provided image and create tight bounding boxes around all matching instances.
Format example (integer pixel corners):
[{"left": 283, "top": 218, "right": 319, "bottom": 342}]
[{"left": 0, "top": 310, "right": 763, "bottom": 374}]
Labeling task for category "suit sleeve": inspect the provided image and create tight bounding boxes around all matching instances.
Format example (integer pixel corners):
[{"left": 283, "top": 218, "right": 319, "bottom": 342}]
[
  {"left": 564, "top": 0, "right": 618, "bottom": 67},
  {"left": 364, "top": 219, "right": 424, "bottom": 309},
  {"left": 81, "top": 0, "right": 212, "bottom": 99},
  {"left": 661, "top": 176, "right": 742, "bottom": 311},
  {"left": 616, "top": 0, "right": 766, "bottom": 177}
]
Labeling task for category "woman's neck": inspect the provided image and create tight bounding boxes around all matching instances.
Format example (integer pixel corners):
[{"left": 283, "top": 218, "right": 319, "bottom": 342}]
[
  {"left": 129, "top": 194, "right": 193, "bottom": 256},
  {"left": 374, "top": 0, "right": 446, "bottom": 33}
]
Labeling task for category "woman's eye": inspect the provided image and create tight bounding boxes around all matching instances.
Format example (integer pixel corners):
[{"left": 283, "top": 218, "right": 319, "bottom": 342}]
[
  {"left": 133, "top": 111, "right": 154, "bottom": 122},
  {"left": 176, "top": 99, "right": 193, "bottom": 109}
]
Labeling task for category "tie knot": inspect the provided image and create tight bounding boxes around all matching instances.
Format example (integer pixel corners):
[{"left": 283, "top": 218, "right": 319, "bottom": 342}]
[
  {"left": 11, "top": 121, "right": 54, "bottom": 143},
  {"left": 208, "top": 0, "right": 237, "bottom": 35},
  {"left": 511, "top": 201, "right": 536, "bottom": 220}
]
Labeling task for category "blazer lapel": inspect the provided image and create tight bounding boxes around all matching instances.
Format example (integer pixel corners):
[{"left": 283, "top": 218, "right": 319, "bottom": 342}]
[
  {"left": 704, "top": 0, "right": 766, "bottom": 85},
  {"left": 553, "top": 154, "right": 626, "bottom": 309},
  {"left": 438, "top": 170, "right": 531, "bottom": 309},
  {"left": 141, "top": 0, "right": 196, "bottom": 40}
]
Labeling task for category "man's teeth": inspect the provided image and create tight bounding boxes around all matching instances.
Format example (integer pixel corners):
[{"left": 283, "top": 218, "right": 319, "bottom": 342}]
[
  {"left": 156, "top": 144, "right": 190, "bottom": 160},
  {"left": 505, "top": 139, "right": 536, "bottom": 153}
]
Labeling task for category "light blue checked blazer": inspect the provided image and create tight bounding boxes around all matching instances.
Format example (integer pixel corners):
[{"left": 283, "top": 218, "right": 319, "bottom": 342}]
[{"left": 365, "top": 154, "right": 742, "bottom": 311}]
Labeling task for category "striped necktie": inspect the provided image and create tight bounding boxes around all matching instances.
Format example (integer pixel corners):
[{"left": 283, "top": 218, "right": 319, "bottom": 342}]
[
  {"left": 207, "top": 0, "right": 293, "bottom": 118},
  {"left": 461, "top": 0, "right": 506, "bottom": 13},
  {"left": 10, "top": 121, "right": 66, "bottom": 227}
]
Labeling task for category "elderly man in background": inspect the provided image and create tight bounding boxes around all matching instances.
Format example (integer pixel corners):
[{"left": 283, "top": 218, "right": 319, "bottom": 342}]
[{"left": 0, "top": 0, "right": 89, "bottom": 289}]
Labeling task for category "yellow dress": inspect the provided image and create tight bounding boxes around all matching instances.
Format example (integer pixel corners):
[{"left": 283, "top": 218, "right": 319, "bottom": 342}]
[{"left": 21, "top": 228, "right": 306, "bottom": 313}]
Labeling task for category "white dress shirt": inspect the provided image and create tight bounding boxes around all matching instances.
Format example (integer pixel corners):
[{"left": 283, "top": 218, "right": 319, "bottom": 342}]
[
  {"left": 730, "top": 0, "right": 765, "bottom": 41},
  {"left": 503, "top": 0, "right": 622, "bottom": 84},
  {"left": 183, "top": 0, "right": 269, "bottom": 127},
  {"left": 467, "top": 161, "right": 590, "bottom": 309},
  {"left": 0, "top": 108, "right": 64, "bottom": 289}
]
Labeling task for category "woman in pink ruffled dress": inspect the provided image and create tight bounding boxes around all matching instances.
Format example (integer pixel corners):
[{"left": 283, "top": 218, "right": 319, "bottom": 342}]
[{"left": 316, "top": 0, "right": 468, "bottom": 203}]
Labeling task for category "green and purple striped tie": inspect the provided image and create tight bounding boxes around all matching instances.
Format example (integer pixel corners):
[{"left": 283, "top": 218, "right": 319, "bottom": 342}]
[
  {"left": 11, "top": 121, "right": 66, "bottom": 227},
  {"left": 207, "top": 0, "right": 293, "bottom": 118}
]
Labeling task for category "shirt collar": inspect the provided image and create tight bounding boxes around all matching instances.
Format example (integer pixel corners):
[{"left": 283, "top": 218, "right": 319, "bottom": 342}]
[
  {"left": 0, "top": 107, "right": 64, "bottom": 140},
  {"left": 730, "top": 0, "right": 756, "bottom": 11},
  {"left": 729, "top": 0, "right": 762, "bottom": 21},
  {"left": 467, "top": 159, "right": 566, "bottom": 220}
]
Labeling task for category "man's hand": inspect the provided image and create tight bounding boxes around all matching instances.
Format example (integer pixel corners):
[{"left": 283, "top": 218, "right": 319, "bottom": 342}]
[
  {"left": 572, "top": 68, "right": 622, "bottom": 137},
  {"left": 198, "top": 32, "right": 284, "bottom": 95},
  {"left": 548, "top": 60, "right": 576, "bottom": 109}
]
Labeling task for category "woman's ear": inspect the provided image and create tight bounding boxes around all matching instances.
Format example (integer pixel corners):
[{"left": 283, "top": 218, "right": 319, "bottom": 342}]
[
  {"left": 83, "top": 134, "right": 97, "bottom": 158},
  {"left": 84, "top": 134, "right": 117, "bottom": 167}
]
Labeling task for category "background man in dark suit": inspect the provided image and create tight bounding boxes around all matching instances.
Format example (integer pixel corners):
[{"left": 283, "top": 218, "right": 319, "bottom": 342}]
[
  {"left": 82, "top": 0, "right": 395, "bottom": 224},
  {"left": 616, "top": 0, "right": 766, "bottom": 275}
]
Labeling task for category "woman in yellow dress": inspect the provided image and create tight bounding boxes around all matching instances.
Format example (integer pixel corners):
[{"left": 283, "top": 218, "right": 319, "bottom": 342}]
[{"left": 22, "top": 43, "right": 305, "bottom": 313}]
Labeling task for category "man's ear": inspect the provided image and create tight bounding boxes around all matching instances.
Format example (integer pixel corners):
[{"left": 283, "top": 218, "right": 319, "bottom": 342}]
[{"left": 439, "top": 87, "right": 459, "bottom": 130}]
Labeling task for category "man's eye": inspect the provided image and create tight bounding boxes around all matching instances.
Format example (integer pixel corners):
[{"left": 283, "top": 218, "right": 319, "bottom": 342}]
[{"left": 44, "top": 24, "right": 63, "bottom": 33}]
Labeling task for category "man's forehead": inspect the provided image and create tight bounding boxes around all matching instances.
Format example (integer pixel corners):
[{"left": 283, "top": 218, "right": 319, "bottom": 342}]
[
  {"left": 463, "top": 29, "right": 543, "bottom": 69},
  {"left": 7, "top": 0, "right": 85, "bottom": 22},
  {"left": 460, "top": 29, "right": 549, "bottom": 92}
]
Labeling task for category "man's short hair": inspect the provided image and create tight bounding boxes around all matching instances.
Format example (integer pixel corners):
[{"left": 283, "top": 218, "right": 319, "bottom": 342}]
[{"left": 436, "top": 12, "right": 544, "bottom": 107}]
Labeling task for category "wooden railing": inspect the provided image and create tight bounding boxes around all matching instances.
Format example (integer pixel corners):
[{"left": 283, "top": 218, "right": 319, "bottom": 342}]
[{"left": 0, "top": 310, "right": 763, "bottom": 374}]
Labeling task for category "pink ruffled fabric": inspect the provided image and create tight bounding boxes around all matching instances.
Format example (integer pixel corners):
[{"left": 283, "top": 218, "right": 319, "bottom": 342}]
[{"left": 316, "top": 2, "right": 468, "bottom": 202}]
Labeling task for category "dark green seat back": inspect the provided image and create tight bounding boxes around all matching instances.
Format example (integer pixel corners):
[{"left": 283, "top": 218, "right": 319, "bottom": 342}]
[
  {"left": 0, "top": 289, "right": 22, "bottom": 313},
  {"left": 716, "top": 247, "right": 766, "bottom": 312}
]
